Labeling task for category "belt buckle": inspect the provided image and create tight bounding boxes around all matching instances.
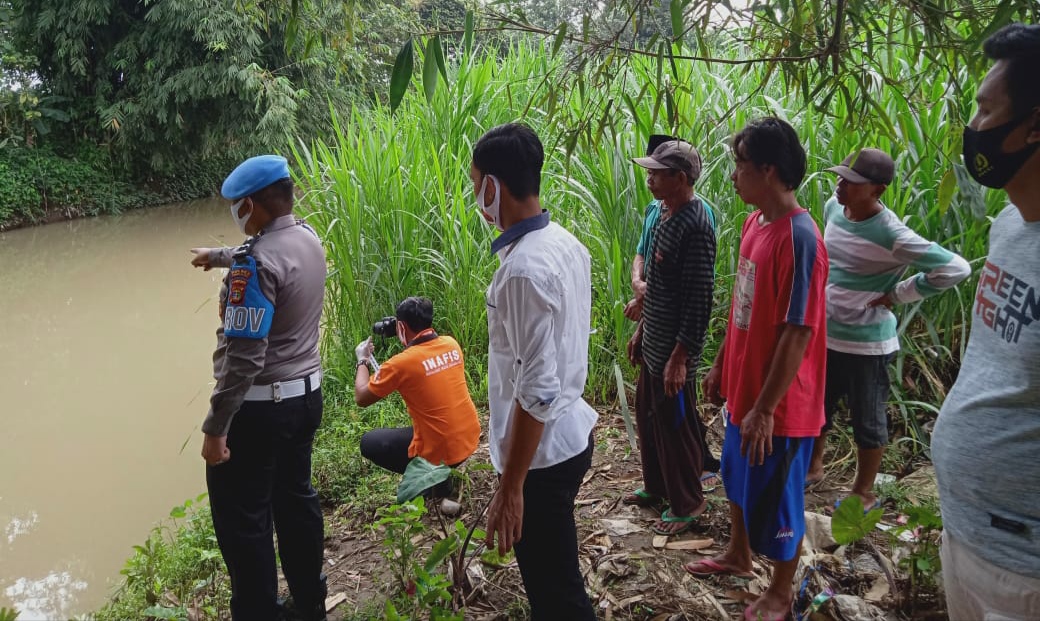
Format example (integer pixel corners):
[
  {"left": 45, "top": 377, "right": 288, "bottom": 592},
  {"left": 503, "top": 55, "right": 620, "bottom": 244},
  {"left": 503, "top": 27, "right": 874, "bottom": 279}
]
[{"left": 272, "top": 381, "right": 283, "bottom": 403}]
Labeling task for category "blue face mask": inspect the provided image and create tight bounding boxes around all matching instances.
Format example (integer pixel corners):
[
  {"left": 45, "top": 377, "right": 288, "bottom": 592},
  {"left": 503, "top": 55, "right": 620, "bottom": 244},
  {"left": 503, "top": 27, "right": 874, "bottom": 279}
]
[{"left": 963, "top": 111, "right": 1039, "bottom": 189}]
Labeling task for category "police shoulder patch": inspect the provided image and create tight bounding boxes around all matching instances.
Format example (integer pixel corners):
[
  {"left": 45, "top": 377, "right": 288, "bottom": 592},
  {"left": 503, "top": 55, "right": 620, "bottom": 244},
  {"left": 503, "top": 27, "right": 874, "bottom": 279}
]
[{"left": 223, "top": 256, "right": 274, "bottom": 339}]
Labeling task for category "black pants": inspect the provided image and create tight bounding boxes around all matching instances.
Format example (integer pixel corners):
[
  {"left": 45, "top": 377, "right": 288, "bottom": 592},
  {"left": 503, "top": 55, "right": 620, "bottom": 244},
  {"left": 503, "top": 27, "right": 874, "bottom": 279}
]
[
  {"left": 513, "top": 437, "right": 597, "bottom": 621},
  {"left": 207, "top": 388, "right": 325, "bottom": 621},
  {"left": 359, "top": 426, "right": 455, "bottom": 498}
]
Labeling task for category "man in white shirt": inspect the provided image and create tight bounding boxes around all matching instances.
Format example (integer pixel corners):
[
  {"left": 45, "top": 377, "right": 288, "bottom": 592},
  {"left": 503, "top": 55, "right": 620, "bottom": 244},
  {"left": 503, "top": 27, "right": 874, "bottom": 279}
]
[{"left": 470, "top": 123, "right": 598, "bottom": 620}]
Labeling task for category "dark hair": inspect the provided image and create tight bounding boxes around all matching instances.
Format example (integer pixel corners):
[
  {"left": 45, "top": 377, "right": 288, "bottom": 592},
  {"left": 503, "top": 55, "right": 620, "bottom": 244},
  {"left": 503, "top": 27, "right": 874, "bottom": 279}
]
[
  {"left": 396, "top": 296, "right": 434, "bottom": 332},
  {"left": 647, "top": 134, "right": 676, "bottom": 156},
  {"left": 984, "top": 23, "right": 1040, "bottom": 118},
  {"left": 472, "top": 123, "right": 544, "bottom": 199},
  {"left": 732, "top": 117, "right": 806, "bottom": 190},
  {"left": 251, "top": 178, "right": 294, "bottom": 216}
]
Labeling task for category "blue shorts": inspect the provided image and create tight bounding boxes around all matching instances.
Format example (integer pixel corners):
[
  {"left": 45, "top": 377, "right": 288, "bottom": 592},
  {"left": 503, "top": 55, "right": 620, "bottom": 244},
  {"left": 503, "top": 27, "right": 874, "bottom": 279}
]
[{"left": 721, "top": 417, "right": 814, "bottom": 561}]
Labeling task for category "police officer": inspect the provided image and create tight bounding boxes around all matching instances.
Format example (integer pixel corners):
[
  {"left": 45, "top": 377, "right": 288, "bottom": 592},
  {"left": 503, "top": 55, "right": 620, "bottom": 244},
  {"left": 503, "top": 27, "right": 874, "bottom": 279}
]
[{"left": 190, "top": 155, "right": 327, "bottom": 621}]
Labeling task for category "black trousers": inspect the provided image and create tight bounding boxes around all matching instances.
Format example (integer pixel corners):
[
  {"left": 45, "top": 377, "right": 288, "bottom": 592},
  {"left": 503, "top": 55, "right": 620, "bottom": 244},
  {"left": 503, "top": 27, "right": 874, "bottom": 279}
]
[
  {"left": 207, "top": 387, "right": 325, "bottom": 621},
  {"left": 513, "top": 436, "right": 597, "bottom": 621},
  {"left": 359, "top": 426, "right": 455, "bottom": 498}
]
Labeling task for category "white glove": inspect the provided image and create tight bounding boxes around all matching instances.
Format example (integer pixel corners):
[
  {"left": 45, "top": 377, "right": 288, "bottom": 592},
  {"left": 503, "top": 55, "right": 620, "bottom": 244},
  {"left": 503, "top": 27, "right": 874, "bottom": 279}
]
[{"left": 355, "top": 337, "right": 374, "bottom": 363}]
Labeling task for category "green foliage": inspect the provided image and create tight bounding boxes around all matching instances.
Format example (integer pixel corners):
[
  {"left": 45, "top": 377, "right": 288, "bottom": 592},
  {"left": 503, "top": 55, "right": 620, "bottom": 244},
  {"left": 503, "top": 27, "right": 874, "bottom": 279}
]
[
  {"left": 0, "top": 607, "right": 19, "bottom": 621},
  {"left": 398, "top": 456, "right": 452, "bottom": 504},
  {"left": 373, "top": 497, "right": 460, "bottom": 620},
  {"left": 311, "top": 392, "right": 406, "bottom": 504},
  {"left": 0, "top": 143, "right": 231, "bottom": 228},
  {"left": 298, "top": 33, "right": 1002, "bottom": 420},
  {"left": 95, "top": 494, "right": 229, "bottom": 621},
  {"left": 7, "top": 0, "right": 375, "bottom": 173},
  {"left": 894, "top": 504, "right": 944, "bottom": 601},
  {"left": 371, "top": 490, "right": 488, "bottom": 620},
  {"left": 831, "top": 496, "right": 884, "bottom": 546}
]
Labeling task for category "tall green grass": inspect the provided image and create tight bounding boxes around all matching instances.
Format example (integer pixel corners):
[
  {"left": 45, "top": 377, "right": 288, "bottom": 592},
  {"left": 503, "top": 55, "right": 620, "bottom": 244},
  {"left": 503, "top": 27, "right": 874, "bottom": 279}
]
[{"left": 295, "top": 38, "right": 1001, "bottom": 445}]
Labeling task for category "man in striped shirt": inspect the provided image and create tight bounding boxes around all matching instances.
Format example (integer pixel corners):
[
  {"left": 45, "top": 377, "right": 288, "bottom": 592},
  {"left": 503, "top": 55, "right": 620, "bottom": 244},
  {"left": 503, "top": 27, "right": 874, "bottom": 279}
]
[
  {"left": 624, "top": 139, "right": 716, "bottom": 536},
  {"left": 806, "top": 148, "right": 970, "bottom": 511}
]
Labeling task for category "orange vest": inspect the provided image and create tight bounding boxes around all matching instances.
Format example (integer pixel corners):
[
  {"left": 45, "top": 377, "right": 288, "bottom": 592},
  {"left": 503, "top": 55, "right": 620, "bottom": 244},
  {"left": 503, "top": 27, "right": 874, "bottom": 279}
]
[{"left": 368, "top": 335, "right": 481, "bottom": 466}]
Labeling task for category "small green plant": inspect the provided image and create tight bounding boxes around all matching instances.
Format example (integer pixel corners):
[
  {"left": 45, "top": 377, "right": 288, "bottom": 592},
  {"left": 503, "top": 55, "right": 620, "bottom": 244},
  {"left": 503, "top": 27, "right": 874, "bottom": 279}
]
[
  {"left": 0, "top": 606, "right": 20, "bottom": 621},
  {"left": 96, "top": 494, "right": 228, "bottom": 621},
  {"left": 373, "top": 497, "right": 460, "bottom": 620},
  {"left": 893, "top": 504, "right": 943, "bottom": 607},
  {"left": 373, "top": 459, "right": 491, "bottom": 620}
]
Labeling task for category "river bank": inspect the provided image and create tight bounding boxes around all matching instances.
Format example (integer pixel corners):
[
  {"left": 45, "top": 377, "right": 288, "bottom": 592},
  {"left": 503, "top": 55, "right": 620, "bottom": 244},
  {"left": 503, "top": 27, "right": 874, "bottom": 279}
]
[{"left": 0, "top": 145, "right": 232, "bottom": 232}]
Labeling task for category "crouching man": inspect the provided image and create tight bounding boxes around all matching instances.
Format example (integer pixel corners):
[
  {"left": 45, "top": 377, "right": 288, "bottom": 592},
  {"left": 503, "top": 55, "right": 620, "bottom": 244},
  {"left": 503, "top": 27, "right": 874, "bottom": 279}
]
[{"left": 354, "top": 296, "right": 481, "bottom": 502}]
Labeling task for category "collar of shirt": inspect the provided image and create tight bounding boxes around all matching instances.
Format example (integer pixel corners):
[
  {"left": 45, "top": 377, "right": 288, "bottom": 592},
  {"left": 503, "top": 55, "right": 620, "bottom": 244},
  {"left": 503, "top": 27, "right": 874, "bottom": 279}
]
[
  {"left": 262, "top": 214, "right": 298, "bottom": 235},
  {"left": 490, "top": 210, "right": 550, "bottom": 255}
]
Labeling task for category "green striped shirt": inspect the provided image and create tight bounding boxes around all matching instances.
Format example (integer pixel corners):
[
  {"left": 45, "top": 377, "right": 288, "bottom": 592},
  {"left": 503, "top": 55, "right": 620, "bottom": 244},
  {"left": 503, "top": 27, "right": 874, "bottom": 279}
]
[{"left": 823, "top": 197, "right": 970, "bottom": 355}]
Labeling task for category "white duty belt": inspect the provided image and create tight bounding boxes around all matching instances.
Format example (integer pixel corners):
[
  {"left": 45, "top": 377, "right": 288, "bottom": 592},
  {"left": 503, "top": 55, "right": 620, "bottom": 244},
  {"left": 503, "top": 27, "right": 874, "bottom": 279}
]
[{"left": 243, "top": 370, "right": 322, "bottom": 403}]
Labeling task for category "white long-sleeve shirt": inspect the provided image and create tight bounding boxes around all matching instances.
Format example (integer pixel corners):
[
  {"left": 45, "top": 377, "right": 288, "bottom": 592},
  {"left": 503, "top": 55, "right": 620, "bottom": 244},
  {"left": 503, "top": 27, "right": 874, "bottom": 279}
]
[{"left": 485, "top": 212, "right": 597, "bottom": 472}]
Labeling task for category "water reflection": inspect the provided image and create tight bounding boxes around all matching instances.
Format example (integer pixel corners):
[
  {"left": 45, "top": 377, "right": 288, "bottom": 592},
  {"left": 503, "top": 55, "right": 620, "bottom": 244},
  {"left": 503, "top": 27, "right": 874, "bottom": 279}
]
[
  {"left": 0, "top": 199, "right": 240, "bottom": 616},
  {"left": 4, "top": 511, "right": 39, "bottom": 545},
  {"left": 5, "top": 569, "right": 88, "bottom": 620}
]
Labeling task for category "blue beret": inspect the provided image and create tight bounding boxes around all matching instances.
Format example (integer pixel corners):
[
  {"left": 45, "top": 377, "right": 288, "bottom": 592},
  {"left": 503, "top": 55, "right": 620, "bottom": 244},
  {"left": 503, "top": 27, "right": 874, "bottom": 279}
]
[{"left": 221, "top": 155, "right": 291, "bottom": 200}]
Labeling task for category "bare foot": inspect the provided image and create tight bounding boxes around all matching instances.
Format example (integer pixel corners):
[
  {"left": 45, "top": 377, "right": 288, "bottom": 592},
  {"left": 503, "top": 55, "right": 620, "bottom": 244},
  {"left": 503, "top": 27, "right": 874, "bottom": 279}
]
[
  {"left": 744, "top": 590, "right": 792, "bottom": 620},
  {"left": 804, "top": 469, "right": 824, "bottom": 485},
  {"left": 847, "top": 491, "right": 879, "bottom": 509}
]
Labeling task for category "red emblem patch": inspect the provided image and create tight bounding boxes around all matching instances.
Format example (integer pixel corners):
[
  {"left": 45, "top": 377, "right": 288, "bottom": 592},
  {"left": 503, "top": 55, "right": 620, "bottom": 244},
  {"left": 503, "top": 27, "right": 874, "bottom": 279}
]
[{"left": 228, "top": 267, "right": 251, "bottom": 306}]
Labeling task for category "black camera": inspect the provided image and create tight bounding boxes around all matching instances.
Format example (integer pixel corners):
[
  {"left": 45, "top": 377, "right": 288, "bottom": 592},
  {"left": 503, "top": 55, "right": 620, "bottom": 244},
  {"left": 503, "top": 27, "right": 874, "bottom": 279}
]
[{"left": 372, "top": 316, "right": 397, "bottom": 337}]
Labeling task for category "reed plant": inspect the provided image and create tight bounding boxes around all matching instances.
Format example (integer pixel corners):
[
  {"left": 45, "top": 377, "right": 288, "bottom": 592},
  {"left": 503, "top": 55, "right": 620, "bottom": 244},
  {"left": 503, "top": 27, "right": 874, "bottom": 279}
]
[{"left": 295, "top": 36, "right": 1000, "bottom": 447}]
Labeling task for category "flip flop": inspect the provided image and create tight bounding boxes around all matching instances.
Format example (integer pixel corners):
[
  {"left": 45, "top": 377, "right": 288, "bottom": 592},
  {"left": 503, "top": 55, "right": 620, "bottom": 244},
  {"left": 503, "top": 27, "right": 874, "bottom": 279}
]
[
  {"left": 829, "top": 497, "right": 882, "bottom": 515},
  {"left": 650, "top": 508, "right": 696, "bottom": 536},
  {"left": 743, "top": 603, "right": 790, "bottom": 621},
  {"left": 621, "top": 488, "right": 662, "bottom": 508},
  {"left": 683, "top": 558, "right": 754, "bottom": 579},
  {"left": 700, "top": 472, "right": 721, "bottom": 494}
]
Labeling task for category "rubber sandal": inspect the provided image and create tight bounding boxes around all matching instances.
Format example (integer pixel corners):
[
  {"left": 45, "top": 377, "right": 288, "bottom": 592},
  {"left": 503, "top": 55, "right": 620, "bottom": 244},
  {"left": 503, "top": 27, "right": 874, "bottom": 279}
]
[
  {"left": 700, "top": 472, "right": 721, "bottom": 494},
  {"left": 650, "top": 508, "right": 696, "bottom": 536},
  {"left": 828, "top": 497, "right": 882, "bottom": 515},
  {"left": 621, "top": 488, "right": 662, "bottom": 507},
  {"left": 683, "top": 558, "right": 754, "bottom": 579}
]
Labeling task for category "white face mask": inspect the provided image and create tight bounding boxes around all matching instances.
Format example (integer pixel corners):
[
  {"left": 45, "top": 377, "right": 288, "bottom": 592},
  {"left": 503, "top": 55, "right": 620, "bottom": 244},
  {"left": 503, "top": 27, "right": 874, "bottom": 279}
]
[
  {"left": 230, "top": 199, "right": 252, "bottom": 235},
  {"left": 476, "top": 175, "right": 504, "bottom": 232}
]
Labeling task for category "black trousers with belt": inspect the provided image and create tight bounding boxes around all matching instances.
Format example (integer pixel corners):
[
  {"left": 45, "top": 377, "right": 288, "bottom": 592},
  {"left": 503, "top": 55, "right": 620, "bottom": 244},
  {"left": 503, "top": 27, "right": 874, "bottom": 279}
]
[
  {"left": 513, "top": 436, "right": 597, "bottom": 621},
  {"left": 206, "top": 386, "right": 325, "bottom": 620}
]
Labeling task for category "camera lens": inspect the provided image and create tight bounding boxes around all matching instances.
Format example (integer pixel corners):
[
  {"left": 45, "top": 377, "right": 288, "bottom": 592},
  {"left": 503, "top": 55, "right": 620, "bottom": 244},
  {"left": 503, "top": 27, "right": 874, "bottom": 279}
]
[{"left": 372, "top": 316, "right": 397, "bottom": 337}]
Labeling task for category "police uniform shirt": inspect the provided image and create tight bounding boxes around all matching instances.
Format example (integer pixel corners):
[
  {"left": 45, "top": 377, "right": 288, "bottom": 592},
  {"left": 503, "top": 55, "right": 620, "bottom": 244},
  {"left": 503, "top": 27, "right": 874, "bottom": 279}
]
[{"left": 202, "top": 215, "right": 326, "bottom": 436}]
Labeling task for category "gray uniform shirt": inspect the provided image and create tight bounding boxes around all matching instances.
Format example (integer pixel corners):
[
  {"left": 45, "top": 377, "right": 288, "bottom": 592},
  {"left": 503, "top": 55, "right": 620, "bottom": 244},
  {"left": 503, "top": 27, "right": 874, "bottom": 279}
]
[
  {"left": 932, "top": 205, "right": 1040, "bottom": 578},
  {"left": 202, "top": 214, "right": 326, "bottom": 435}
]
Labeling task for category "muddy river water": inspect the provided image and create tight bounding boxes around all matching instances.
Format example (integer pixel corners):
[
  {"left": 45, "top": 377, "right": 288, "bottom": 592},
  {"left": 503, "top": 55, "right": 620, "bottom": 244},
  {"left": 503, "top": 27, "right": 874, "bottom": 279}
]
[{"left": 0, "top": 198, "right": 242, "bottom": 618}]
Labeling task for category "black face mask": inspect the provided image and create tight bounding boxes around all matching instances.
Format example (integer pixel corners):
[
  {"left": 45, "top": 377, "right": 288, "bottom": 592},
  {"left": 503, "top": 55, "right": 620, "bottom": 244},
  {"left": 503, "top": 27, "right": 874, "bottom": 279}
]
[{"left": 963, "top": 111, "right": 1039, "bottom": 189}]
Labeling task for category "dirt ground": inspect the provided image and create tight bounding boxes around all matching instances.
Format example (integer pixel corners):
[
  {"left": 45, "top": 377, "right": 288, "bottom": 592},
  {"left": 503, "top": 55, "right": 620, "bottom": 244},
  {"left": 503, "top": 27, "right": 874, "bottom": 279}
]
[{"left": 309, "top": 406, "right": 944, "bottom": 621}]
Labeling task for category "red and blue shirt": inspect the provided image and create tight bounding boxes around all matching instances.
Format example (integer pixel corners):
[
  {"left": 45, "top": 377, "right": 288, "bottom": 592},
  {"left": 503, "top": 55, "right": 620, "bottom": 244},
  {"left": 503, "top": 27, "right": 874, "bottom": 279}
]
[{"left": 720, "top": 208, "right": 828, "bottom": 437}]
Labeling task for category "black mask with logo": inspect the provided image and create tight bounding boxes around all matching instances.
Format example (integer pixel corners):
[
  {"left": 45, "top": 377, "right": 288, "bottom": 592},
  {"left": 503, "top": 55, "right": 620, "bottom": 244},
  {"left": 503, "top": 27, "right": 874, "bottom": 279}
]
[{"left": 962, "top": 110, "right": 1039, "bottom": 189}]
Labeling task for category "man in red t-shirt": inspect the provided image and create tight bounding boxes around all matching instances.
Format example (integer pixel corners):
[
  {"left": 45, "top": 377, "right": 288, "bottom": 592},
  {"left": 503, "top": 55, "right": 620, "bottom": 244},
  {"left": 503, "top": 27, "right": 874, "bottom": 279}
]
[
  {"left": 690, "top": 118, "right": 828, "bottom": 621},
  {"left": 354, "top": 297, "right": 481, "bottom": 500}
]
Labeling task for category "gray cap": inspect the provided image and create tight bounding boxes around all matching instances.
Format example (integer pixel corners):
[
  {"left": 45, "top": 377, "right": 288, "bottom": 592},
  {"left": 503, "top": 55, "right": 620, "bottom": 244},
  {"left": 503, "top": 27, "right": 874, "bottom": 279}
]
[
  {"left": 632, "top": 140, "right": 702, "bottom": 182},
  {"left": 826, "top": 148, "right": 895, "bottom": 185}
]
